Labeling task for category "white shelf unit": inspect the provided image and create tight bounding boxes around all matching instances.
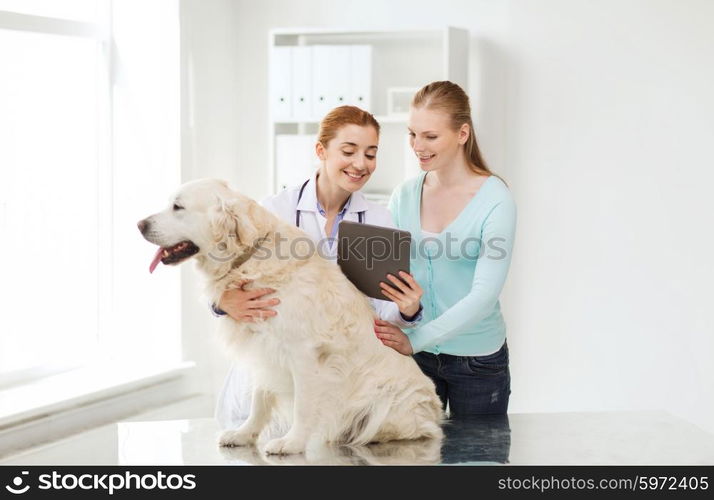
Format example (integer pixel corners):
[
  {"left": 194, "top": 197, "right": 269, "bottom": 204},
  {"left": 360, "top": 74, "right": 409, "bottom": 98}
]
[{"left": 267, "top": 27, "right": 469, "bottom": 197}]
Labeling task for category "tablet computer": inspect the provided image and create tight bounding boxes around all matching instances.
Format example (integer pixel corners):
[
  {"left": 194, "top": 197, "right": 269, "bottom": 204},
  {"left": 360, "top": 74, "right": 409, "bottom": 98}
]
[{"left": 337, "top": 220, "right": 412, "bottom": 300}]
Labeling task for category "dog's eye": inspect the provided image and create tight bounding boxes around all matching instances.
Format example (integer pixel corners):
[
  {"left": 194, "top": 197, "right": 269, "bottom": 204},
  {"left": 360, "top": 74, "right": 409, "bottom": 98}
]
[{"left": 173, "top": 204, "right": 184, "bottom": 211}]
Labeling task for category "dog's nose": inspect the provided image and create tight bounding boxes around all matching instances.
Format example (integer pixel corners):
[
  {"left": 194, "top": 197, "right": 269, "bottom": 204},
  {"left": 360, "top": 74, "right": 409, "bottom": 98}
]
[{"left": 137, "top": 219, "right": 149, "bottom": 234}]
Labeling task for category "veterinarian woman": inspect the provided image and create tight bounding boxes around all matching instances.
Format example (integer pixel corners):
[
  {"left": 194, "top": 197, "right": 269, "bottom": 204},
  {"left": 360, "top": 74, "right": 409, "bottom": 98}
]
[
  {"left": 375, "top": 81, "right": 517, "bottom": 416},
  {"left": 213, "top": 105, "right": 425, "bottom": 428}
]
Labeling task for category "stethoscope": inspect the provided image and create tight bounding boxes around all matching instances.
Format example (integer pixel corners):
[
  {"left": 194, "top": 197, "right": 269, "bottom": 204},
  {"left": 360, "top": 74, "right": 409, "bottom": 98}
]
[{"left": 295, "top": 178, "right": 365, "bottom": 228}]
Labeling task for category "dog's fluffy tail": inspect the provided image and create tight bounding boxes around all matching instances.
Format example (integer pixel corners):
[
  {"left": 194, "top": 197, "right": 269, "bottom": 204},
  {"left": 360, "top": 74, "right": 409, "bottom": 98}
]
[
  {"left": 336, "top": 395, "right": 396, "bottom": 446},
  {"left": 332, "top": 384, "right": 443, "bottom": 446}
]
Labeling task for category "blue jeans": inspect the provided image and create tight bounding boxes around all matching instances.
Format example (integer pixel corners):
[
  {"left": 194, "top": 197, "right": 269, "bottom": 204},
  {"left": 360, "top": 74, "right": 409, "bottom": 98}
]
[{"left": 413, "top": 341, "right": 511, "bottom": 416}]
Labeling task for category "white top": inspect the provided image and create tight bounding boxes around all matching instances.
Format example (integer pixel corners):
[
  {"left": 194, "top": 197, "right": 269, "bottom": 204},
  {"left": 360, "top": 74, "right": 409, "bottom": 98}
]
[{"left": 260, "top": 171, "right": 421, "bottom": 328}]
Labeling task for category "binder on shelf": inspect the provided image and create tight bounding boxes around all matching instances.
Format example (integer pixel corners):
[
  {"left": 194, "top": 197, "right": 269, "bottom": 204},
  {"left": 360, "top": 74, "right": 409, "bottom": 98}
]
[
  {"left": 272, "top": 44, "right": 373, "bottom": 122},
  {"left": 331, "top": 45, "right": 351, "bottom": 111},
  {"left": 311, "top": 45, "right": 351, "bottom": 118},
  {"left": 270, "top": 47, "right": 292, "bottom": 121},
  {"left": 291, "top": 46, "right": 312, "bottom": 122},
  {"left": 349, "top": 45, "right": 372, "bottom": 112}
]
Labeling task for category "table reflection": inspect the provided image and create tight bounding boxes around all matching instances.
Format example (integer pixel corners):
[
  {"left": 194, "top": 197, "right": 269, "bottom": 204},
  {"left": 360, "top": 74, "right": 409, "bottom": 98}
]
[
  {"left": 441, "top": 415, "right": 511, "bottom": 464},
  {"left": 218, "top": 415, "right": 511, "bottom": 465}
]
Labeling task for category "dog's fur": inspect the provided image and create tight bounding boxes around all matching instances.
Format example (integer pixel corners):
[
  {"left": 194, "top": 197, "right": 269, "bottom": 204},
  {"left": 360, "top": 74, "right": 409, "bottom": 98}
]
[{"left": 139, "top": 179, "right": 443, "bottom": 455}]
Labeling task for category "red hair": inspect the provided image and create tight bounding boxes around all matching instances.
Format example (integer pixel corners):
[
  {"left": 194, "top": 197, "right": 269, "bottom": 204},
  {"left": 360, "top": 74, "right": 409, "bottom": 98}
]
[{"left": 317, "top": 105, "right": 380, "bottom": 146}]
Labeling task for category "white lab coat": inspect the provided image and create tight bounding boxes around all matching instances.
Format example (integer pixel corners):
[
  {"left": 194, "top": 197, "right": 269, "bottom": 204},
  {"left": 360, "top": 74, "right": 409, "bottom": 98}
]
[{"left": 215, "top": 172, "right": 421, "bottom": 429}]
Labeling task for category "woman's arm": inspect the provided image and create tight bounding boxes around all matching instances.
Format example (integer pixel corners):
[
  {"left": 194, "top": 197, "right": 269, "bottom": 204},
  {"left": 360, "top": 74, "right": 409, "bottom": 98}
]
[
  {"left": 370, "top": 271, "right": 424, "bottom": 328},
  {"left": 216, "top": 280, "right": 280, "bottom": 322},
  {"left": 371, "top": 300, "right": 421, "bottom": 328},
  {"left": 406, "top": 199, "right": 517, "bottom": 353}
]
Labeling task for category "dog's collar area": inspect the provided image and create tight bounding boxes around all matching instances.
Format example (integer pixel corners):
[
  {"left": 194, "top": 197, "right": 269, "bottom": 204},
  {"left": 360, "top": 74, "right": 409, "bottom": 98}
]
[{"left": 214, "top": 232, "right": 271, "bottom": 282}]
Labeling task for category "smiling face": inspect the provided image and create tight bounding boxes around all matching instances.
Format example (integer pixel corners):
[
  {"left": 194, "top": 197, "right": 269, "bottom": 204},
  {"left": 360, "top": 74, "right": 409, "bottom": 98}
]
[
  {"left": 316, "top": 123, "right": 378, "bottom": 193},
  {"left": 408, "top": 106, "right": 469, "bottom": 172}
]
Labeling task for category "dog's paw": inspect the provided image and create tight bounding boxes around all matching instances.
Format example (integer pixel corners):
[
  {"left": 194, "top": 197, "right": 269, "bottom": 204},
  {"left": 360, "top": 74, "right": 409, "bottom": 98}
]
[
  {"left": 263, "top": 436, "right": 306, "bottom": 455},
  {"left": 218, "top": 429, "right": 258, "bottom": 448}
]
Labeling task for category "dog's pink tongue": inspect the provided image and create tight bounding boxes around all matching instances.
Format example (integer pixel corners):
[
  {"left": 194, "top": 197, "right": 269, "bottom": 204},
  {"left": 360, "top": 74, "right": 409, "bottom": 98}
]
[{"left": 149, "top": 247, "right": 164, "bottom": 273}]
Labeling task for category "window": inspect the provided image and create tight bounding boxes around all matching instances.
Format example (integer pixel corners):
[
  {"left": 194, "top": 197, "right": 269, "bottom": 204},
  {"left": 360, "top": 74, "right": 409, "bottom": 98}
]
[
  {"left": 0, "top": 1, "right": 181, "bottom": 390},
  {"left": 0, "top": 1, "right": 101, "bottom": 23}
]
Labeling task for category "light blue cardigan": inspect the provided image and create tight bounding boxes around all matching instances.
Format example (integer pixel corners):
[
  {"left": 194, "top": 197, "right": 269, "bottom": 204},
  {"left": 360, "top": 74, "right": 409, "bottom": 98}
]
[{"left": 388, "top": 172, "right": 517, "bottom": 355}]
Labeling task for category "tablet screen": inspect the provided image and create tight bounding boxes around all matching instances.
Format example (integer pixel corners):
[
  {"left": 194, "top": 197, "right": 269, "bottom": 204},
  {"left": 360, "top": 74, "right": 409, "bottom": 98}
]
[{"left": 337, "top": 220, "right": 412, "bottom": 300}]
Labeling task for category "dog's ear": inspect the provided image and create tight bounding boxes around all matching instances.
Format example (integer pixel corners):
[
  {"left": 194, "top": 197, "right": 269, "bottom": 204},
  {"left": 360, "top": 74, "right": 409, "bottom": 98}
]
[
  {"left": 211, "top": 198, "right": 232, "bottom": 236},
  {"left": 209, "top": 198, "right": 240, "bottom": 263},
  {"left": 211, "top": 196, "right": 271, "bottom": 248},
  {"left": 234, "top": 198, "right": 272, "bottom": 245}
]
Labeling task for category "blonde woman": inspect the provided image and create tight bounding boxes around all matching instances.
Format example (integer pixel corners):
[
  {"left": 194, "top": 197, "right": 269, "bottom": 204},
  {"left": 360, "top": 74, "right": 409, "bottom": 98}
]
[{"left": 376, "top": 81, "right": 517, "bottom": 416}]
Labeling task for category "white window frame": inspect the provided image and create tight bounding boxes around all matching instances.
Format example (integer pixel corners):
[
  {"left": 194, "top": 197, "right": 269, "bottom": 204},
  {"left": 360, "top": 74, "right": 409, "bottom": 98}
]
[
  {"left": 0, "top": 3, "right": 192, "bottom": 454},
  {"left": 0, "top": 5, "right": 113, "bottom": 387}
]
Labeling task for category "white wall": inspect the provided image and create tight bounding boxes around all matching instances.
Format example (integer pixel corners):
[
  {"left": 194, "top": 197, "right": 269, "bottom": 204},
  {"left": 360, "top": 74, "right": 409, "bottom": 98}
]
[
  {"left": 179, "top": 0, "right": 244, "bottom": 401},
  {"left": 179, "top": 0, "right": 714, "bottom": 433}
]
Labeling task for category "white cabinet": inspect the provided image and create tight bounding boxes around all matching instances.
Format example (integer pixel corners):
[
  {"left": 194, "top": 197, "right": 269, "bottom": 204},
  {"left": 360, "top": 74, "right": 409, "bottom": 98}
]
[
  {"left": 268, "top": 27, "right": 469, "bottom": 196},
  {"left": 275, "top": 134, "right": 317, "bottom": 191}
]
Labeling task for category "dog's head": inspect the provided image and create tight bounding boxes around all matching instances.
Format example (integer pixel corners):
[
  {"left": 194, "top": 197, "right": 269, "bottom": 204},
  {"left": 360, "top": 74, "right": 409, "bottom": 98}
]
[{"left": 137, "top": 178, "right": 273, "bottom": 273}]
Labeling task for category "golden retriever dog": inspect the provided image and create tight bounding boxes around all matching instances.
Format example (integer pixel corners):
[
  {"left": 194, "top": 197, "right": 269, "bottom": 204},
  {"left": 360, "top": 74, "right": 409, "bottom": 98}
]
[{"left": 138, "top": 178, "right": 443, "bottom": 455}]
